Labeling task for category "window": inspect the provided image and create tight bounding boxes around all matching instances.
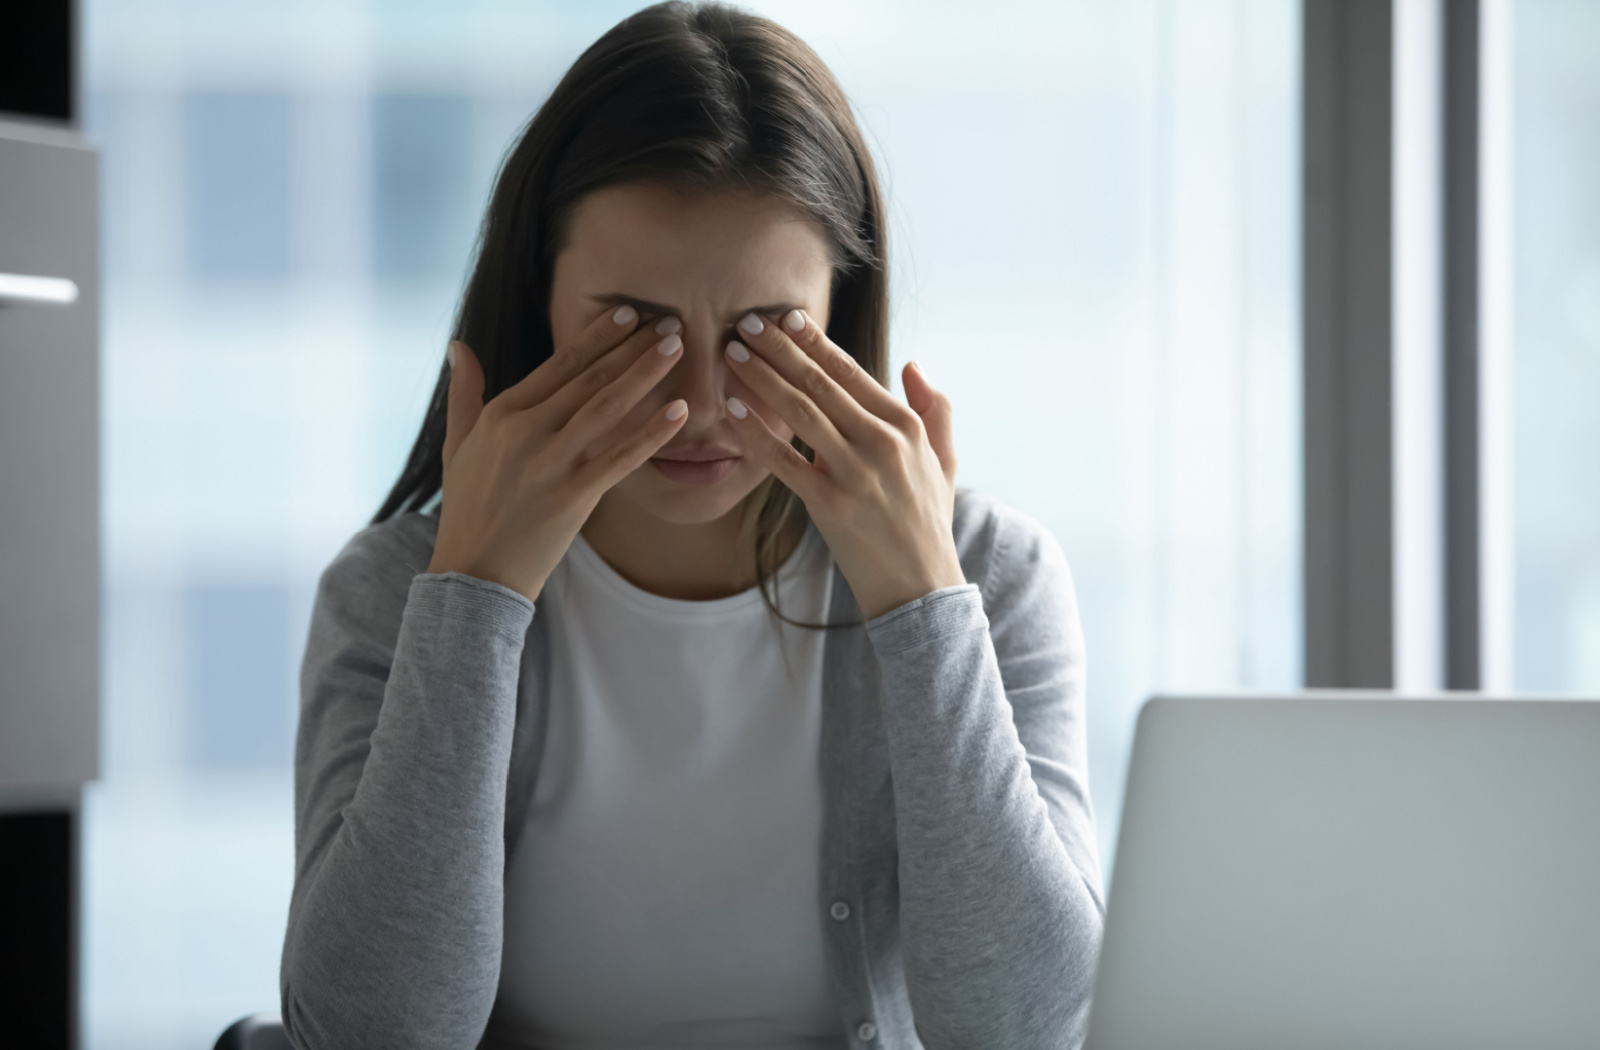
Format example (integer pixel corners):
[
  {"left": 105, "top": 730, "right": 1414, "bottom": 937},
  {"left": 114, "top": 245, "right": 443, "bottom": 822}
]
[
  {"left": 183, "top": 91, "right": 292, "bottom": 280},
  {"left": 185, "top": 585, "right": 294, "bottom": 768},
  {"left": 1513, "top": 0, "right": 1600, "bottom": 692},
  {"left": 370, "top": 93, "right": 476, "bottom": 281}
]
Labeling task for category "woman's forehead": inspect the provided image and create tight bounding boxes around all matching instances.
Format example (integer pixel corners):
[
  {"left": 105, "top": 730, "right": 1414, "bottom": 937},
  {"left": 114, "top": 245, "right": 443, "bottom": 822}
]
[{"left": 558, "top": 181, "right": 833, "bottom": 310}]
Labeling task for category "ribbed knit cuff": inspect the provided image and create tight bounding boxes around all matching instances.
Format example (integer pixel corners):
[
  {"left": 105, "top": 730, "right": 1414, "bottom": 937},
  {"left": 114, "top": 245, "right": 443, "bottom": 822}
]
[
  {"left": 864, "top": 583, "right": 985, "bottom": 658},
  {"left": 406, "top": 572, "right": 535, "bottom": 639}
]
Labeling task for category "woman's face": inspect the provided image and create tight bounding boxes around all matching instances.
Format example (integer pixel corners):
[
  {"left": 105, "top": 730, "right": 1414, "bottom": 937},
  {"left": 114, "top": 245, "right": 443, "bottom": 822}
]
[{"left": 548, "top": 181, "right": 836, "bottom": 527}]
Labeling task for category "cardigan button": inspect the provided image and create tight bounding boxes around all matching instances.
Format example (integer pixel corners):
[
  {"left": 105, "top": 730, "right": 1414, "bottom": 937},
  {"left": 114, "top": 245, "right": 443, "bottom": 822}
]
[
  {"left": 856, "top": 1021, "right": 878, "bottom": 1042},
  {"left": 830, "top": 900, "right": 851, "bottom": 921}
]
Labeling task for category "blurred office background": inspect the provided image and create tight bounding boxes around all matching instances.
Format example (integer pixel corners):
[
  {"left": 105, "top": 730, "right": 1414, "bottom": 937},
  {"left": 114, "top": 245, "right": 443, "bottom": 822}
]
[
  {"left": 72, "top": 0, "right": 1596, "bottom": 1046},
  {"left": 1513, "top": 3, "right": 1600, "bottom": 691}
]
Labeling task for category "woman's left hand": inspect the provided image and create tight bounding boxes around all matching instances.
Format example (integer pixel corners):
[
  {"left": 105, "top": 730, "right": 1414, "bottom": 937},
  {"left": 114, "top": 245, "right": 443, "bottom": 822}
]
[{"left": 723, "top": 309, "right": 968, "bottom": 620}]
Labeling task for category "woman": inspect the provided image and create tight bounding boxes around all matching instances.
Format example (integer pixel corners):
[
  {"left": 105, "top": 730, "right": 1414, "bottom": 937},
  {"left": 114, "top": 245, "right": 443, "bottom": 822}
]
[{"left": 279, "top": 4, "right": 1103, "bottom": 1048}]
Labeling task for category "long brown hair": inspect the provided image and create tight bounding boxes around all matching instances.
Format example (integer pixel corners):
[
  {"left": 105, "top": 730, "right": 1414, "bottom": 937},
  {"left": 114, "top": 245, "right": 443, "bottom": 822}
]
[{"left": 373, "top": 1, "right": 888, "bottom": 601}]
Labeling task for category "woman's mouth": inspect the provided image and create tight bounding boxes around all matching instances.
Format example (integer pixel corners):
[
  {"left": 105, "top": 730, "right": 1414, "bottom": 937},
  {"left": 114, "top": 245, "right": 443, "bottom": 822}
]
[{"left": 649, "top": 446, "right": 740, "bottom": 486}]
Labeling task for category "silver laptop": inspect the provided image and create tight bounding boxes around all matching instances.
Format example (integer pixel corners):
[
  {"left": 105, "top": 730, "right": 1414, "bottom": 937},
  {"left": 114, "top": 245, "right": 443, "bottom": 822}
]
[{"left": 1084, "top": 693, "right": 1600, "bottom": 1050}]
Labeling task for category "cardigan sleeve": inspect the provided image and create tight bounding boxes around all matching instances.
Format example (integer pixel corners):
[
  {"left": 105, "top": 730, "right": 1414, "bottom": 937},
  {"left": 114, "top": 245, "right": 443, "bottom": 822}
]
[
  {"left": 279, "top": 521, "right": 534, "bottom": 1050},
  {"left": 864, "top": 504, "right": 1104, "bottom": 1049}
]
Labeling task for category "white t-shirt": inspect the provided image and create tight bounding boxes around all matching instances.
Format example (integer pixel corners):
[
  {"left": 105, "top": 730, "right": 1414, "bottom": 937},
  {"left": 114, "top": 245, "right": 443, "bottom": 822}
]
[{"left": 493, "top": 525, "right": 845, "bottom": 1050}]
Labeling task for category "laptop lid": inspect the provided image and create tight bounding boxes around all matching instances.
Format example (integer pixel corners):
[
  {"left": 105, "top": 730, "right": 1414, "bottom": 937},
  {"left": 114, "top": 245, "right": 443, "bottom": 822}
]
[{"left": 1084, "top": 693, "right": 1600, "bottom": 1050}]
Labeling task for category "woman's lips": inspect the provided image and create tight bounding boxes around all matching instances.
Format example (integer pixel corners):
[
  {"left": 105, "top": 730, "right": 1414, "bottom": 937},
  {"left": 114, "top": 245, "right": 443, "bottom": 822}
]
[{"left": 649, "top": 454, "right": 740, "bottom": 486}]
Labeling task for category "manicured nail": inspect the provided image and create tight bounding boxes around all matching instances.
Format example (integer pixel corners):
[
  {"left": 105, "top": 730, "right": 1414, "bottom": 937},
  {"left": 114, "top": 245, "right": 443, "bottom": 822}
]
[
  {"left": 665, "top": 400, "right": 688, "bottom": 421},
  {"left": 738, "top": 313, "right": 764, "bottom": 335},
  {"left": 726, "top": 341, "right": 750, "bottom": 363},
  {"left": 613, "top": 304, "right": 637, "bottom": 326},
  {"left": 446, "top": 342, "right": 458, "bottom": 369},
  {"left": 655, "top": 316, "right": 682, "bottom": 335},
  {"left": 657, "top": 333, "right": 683, "bottom": 356},
  {"left": 784, "top": 309, "right": 806, "bottom": 333},
  {"left": 726, "top": 396, "right": 749, "bottom": 420}
]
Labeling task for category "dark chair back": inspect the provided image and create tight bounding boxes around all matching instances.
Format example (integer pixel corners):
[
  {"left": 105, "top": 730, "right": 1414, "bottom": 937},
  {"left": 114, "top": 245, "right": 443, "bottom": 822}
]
[{"left": 214, "top": 1013, "right": 293, "bottom": 1050}]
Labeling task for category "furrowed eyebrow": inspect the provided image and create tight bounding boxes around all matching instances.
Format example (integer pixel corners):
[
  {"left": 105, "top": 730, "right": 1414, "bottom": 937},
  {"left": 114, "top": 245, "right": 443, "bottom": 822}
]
[{"left": 591, "top": 292, "right": 802, "bottom": 324}]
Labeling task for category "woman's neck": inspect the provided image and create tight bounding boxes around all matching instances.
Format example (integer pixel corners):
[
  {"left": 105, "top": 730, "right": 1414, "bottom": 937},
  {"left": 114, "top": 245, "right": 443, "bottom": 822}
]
[{"left": 580, "top": 493, "right": 802, "bottom": 601}]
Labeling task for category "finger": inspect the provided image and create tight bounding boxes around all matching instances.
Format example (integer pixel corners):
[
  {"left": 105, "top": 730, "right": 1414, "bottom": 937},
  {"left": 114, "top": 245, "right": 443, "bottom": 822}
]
[
  {"left": 904, "top": 360, "right": 957, "bottom": 482},
  {"left": 442, "top": 340, "right": 486, "bottom": 470},
  {"left": 556, "top": 330, "right": 686, "bottom": 447},
  {"left": 774, "top": 308, "right": 906, "bottom": 422},
  {"left": 575, "top": 398, "right": 691, "bottom": 491},
  {"left": 499, "top": 304, "right": 656, "bottom": 412},
  {"left": 723, "top": 395, "right": 826, "bottom": 505},
  {"left": 724, "top": 338, "right": 855, "bottom": 465},
  {"left": 538, "top": 320, "right": 682, "bottom": 431},
  {"left": 729, "top": 311, "right": 882, "bottom": 439}
]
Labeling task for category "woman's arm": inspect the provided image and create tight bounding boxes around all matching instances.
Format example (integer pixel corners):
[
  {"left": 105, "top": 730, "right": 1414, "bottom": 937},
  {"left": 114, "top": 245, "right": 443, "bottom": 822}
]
[
  {"left": 706, "top": 309, "right": 1103, "bottom": 1044},
  {"left": 866, "top": 501, "right": 1103, "bottom": 1049},
  {"left": 282, "top": 306, "right": 688, "bottom": 1049},
  {"left": 280, "top": 524, "right": 534, "bottom": 1050}
]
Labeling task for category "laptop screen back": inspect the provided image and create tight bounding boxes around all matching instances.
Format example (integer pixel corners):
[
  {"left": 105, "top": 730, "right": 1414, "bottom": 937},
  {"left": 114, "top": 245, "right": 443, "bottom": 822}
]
[{"left": 1085, "top": 694, "right": 1600, "bottom": 1050}]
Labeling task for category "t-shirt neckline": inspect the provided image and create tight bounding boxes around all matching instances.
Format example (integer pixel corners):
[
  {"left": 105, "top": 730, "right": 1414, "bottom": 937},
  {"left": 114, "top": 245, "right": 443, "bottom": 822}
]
[{"left": 563, "top": 522, "right": 826, "bottom": 620}]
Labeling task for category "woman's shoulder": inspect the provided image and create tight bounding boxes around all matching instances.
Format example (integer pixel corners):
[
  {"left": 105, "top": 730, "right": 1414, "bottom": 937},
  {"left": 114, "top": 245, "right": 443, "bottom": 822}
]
[
  {"left": 951, "top": 489, "right": 1072, "bottom": 603},
  {"left": 313, "top": 511, "right": 441, "bottom": 623}
]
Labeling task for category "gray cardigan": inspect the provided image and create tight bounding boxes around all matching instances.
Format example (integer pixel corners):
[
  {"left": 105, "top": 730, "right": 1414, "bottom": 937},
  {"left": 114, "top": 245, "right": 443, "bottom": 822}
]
[{"left": 279, "top": 490, "right": 1104, "bottom": 1050}]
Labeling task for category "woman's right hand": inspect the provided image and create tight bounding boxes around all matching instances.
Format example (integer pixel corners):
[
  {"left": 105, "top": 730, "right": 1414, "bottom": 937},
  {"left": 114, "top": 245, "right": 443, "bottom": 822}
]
[{"left": 424, "top": 305, "right": 688, "bottom": 601}]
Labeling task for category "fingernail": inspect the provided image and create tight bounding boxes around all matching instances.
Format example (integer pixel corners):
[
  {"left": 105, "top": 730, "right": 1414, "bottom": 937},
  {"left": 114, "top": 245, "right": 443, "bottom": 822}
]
[
  {"left": 446, "top": 342, "right": 458, "bottom": 369},
  {"left": 655, "top": 316, "right": 682, "bottom": 335},
  {"left": 613, "top": 304, "right": 637, "bottom": 326},
  {"left": 726, "top": 396, "right": 749, "bottom": 420},
  {"left": 738, "top": 313, "right": 764, "bottom": 335},
  {"left": 657, "top": 333, "right": 683, "bottom": 356},
  {"left": 909, "top": 360, "right": 927, "bottom": 378},
  {"left": 666, "top": 400, "right": 688, "bottom": 421},
  {"left": 784, "top": 309, "right": 806, "bottom": 333},
  {"left": 726, "top": 341, "right": 750, "bottom": 363}
]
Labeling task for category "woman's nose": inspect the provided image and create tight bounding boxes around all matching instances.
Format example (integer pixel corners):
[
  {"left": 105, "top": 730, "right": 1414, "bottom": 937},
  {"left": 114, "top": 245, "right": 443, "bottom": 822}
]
[{"left": 664, "top": 329, "right": 732, "bottom": 424}]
